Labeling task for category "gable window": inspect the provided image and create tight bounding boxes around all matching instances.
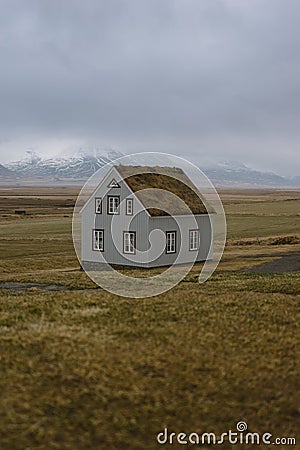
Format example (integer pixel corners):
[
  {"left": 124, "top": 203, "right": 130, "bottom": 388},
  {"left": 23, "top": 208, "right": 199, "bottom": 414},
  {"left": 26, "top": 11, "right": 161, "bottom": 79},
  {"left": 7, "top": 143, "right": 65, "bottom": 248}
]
[
  {"left": 123, "top": 231, "right": 136, "bottom": 254},
  {"left": 166, "top": 231, "right": 176, "bottom": 254},
  {"left": 108, "top": 178, "right": 120, "bottom": 188},
  {"left": 95, "top": 198, "right": 102, "bottom": 214},
  {"left": 126, "top": 198, "right": 133, "bottom": 215},
  {"left": 189, "top": 229, "right": 199, "bottom": 251},
  {"left": 93, "top": 229, "right": 104, "bottom": 251},
  {"left": 107, "top": 196, "right": 120, "bottom": 214}
]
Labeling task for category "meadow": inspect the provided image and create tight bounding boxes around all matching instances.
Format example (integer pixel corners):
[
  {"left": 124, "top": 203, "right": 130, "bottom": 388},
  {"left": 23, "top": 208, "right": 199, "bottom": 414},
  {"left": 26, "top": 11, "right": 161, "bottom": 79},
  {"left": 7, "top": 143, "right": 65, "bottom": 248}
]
[{"left": 0, "top": 187, "right": 299, "bottom": 449}]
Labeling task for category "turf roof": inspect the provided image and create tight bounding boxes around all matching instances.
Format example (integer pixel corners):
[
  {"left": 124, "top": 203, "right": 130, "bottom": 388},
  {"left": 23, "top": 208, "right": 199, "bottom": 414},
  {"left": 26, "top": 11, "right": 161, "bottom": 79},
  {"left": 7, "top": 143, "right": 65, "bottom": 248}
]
[{"left": 116, "top": 165, "right": 208, "bottom": 216}]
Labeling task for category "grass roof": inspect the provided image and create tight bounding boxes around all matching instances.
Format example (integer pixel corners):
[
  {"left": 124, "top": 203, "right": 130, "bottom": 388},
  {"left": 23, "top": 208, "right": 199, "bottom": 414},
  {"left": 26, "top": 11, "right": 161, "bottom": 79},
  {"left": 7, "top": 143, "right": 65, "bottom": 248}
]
[{"left": 116, "top": 165, "right": 208, "bottom": 216}]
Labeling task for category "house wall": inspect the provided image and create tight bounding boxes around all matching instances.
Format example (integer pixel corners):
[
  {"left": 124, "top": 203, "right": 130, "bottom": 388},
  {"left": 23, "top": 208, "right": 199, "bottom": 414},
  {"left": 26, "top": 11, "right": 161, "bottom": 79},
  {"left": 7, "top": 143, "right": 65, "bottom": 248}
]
[
  {"left": 81, "top": 167, "right": 214, "bottom": 269},
  {"left": 81, "top": 167, "right": 150, "bottom": 268},
  {"left": 147, "top": 214, "right": 213, "bottom": 268}
]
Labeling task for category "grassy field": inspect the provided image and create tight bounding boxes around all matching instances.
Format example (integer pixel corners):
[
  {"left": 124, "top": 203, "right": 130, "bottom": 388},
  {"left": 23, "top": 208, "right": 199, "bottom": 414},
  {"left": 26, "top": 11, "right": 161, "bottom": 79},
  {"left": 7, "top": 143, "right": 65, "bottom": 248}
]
[{"left": 0, "top": 188, "right": 299, "bottom": 449}]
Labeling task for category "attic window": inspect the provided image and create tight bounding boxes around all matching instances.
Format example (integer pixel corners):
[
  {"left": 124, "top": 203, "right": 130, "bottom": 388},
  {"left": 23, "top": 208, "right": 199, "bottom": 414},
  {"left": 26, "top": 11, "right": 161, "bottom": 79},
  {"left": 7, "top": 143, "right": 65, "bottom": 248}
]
[
  {"left": 95, "top": 198, "right": 102, "bottom": 214},
  {"left": 108, "top": 178, "right": 120, "bottom": 188},
  {"left": 107, "top": 196, "right": 120, "bottom": 214},
  {"left": 126, "top": 198, "right": 133, "bottom": 215}
]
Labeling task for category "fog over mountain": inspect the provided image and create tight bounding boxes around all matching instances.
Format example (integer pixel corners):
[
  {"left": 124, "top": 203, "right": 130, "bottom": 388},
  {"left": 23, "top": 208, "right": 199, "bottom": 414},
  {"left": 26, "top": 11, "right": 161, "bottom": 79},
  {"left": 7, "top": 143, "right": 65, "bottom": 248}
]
[{"left": 1, "top": 150, "right": 299, "bottom": 188}]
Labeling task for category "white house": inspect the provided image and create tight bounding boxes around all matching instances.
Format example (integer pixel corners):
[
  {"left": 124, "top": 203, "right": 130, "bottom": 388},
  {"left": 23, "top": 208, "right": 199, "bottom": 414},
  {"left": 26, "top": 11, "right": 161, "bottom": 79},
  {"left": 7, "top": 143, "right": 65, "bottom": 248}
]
[{"left": 80, "top": 165, "right": 214, "bottom": 269}]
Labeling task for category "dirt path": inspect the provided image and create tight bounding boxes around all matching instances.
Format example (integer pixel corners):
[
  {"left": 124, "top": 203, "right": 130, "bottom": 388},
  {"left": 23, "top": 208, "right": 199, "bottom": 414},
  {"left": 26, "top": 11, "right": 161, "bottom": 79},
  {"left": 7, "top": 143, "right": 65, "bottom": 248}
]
[
  {"left": 0, "top": 282, "right": 69, "bottom": 291},
  {"left": 1, "top": 254, "right": 299, "bottom": 292},
  {"left": 246, "top": 252, "right": 300, "bottom": 273}
]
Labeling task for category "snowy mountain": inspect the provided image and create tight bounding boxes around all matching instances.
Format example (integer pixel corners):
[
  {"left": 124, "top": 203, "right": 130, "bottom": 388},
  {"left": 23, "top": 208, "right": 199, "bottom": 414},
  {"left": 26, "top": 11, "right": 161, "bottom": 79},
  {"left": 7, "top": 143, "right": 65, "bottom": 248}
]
[
  {"left": 201, "top": 160, "right": 292, "bottom": 188},
  {"left": 0, "top": 164, "right": 15, "bottom": 178},
  {"left": 6, "top": 150, "right": 124, "bottom": 180},
  {"left": 1, "top": 152, "right": 299, "bottom": 187}
]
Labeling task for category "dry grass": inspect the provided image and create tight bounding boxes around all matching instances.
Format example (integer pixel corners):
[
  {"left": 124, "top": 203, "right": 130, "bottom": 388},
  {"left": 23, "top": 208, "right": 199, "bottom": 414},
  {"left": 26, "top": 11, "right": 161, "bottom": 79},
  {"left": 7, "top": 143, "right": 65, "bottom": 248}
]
[
  {"left": 228, "top": 235, "right": 300, "bottom": 246},
  {"left": 117, "top": 165, "right": 215, "bottom": 215},
  {"left": 0, "top": 287, "right": 299, "bottom": 449},
  {"left": 0, "top": 188, "right": 299, "bottom": 449}
]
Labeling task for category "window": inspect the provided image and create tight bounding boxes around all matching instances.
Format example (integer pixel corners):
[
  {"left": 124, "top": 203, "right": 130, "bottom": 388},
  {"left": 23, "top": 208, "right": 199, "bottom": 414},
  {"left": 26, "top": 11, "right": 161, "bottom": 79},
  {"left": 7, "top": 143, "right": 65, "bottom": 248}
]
[
  {"left": 123, "top": 231, "right": 136, "bottom": 254},
  {"left": 95, "top": 198, "right": 102, "bottom": 214},
  {"left": 107, "top": 196, "right": 120, "bottom": 214},
  {"left": 126, "top": 198, "right": 133, "bottom": 215},
  {"left": 93, "top": 229, "right": 104, "bottom": 251},
  {"left": 189, "top": 229, "right": 199, "bottom": 251},
  {"left": 108, "top": 178, "right": 120, "bottom": 188},
  {"left": 166, "top": 231, "right": 176, "bottom": 254}
]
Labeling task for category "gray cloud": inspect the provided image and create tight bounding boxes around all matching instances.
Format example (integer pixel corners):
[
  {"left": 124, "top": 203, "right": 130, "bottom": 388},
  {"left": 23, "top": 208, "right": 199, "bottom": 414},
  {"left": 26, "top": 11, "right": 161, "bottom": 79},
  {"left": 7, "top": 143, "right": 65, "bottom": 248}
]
[{"left": 0, "top": 0, "right": 299, "bottom": 174}]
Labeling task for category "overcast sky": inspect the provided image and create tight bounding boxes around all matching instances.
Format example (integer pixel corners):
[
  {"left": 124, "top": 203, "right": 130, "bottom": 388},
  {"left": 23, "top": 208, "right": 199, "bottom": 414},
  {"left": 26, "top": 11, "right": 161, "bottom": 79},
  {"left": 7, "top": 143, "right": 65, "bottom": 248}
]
[{"left": 0, "top": 0, "right": 299, "bottom": 175}]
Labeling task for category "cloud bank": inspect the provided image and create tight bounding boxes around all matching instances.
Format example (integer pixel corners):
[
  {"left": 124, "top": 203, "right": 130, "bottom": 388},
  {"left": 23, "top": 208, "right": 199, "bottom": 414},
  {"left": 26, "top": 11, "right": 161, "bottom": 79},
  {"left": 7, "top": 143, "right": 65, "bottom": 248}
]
[{"left": 0, "top": 0, "right": 299, "bottom": 175}]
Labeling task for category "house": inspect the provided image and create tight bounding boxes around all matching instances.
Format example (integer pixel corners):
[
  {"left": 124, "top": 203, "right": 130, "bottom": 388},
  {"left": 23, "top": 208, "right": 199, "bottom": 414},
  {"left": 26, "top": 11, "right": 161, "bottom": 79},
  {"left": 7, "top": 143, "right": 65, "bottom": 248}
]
[{"left": 80, "top": 165, "right": 214, "bottom": 269}]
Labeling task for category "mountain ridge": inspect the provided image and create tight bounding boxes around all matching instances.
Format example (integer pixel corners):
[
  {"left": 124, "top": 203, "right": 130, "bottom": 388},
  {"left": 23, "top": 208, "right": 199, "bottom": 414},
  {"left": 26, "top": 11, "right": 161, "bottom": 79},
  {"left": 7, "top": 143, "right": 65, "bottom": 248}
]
[
  {"left": 0, "top": 164, "right": 16, "bottom": 178},
  {"left": 0, "top": 151, "right": 299, "bottom": 188},
  {"left": 5, "top": 150, "right": 124, "bottom": 180}
]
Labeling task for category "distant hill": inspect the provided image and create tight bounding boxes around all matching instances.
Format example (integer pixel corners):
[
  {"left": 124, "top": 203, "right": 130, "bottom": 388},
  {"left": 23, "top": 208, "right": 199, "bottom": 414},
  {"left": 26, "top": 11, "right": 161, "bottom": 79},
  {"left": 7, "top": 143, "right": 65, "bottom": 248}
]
[
  {"left": 201, "top": 161, "right": 297, "bottom": 188},
  {"left": 1, "top": 152, "right": 299, "bottom": 188},
  {"left": 290, "top": 175, "right": 300, "bottom": 187}
]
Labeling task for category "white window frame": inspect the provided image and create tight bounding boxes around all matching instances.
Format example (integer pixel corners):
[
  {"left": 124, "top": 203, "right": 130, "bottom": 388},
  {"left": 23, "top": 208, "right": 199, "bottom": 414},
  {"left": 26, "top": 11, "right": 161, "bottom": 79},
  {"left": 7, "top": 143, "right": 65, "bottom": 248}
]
[
  {"left": 166, "top": 231, "right": 176, "bottom": 254},
  {"left": 123, "top": 231, "right": 136, "bottom": 254},
  {"left": 126, "top": 198, "right": 133, "bottom": 215},
  {"left": 93, "top": 229, "right": 104, "bottom": 251},
  {"left": 95, "top": 197, "right": 102, "bottom": 214},
  {"left": 107, "top": 196, "right": 120, "bottom": 215},
  {"left": 189, "top": 229, "right": 199, "bottom": 251},
  {"left": 107, "top": 178, "right": 120, "bottom": 188}
]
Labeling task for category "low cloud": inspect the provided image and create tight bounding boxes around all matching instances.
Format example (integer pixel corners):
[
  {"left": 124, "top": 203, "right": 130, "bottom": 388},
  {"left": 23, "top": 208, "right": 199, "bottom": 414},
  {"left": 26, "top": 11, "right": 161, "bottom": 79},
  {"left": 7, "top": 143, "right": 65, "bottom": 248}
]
[{"left": 0, "top": 0, "right": 299, "bottom": 175}]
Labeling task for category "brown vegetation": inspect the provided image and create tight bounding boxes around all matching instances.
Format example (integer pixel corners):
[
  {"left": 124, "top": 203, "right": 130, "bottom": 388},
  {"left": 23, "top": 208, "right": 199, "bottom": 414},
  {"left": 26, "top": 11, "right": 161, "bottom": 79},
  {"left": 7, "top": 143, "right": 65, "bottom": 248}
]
[{"left": 0, "top": 187, "right": 299, "bottom": 449}]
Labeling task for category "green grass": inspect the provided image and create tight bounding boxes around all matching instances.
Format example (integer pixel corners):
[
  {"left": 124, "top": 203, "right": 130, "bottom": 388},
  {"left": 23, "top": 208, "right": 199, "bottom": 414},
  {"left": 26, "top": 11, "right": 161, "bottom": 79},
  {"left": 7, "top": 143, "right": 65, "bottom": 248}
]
[
  {"left": 0, "top": 189, "right": 299, "bottom": 449},
  {"left": 0, "top": 216, "right": 71, "bottom": 239},
  {"left": 224, "top": 199, "right": 300, "bottom": 216},
  {"left": 226, "top": 215, "right": 300, "bottom": 239},
  {"left": 0, "top": 217, "right": 75, "bottom": 272}
]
